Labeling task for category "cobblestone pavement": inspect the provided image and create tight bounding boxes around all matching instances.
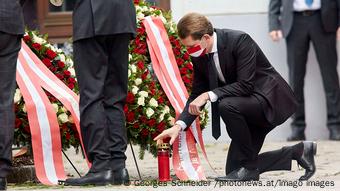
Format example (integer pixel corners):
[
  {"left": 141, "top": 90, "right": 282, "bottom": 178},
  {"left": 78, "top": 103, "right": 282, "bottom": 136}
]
[{"left": 8, "top": 141, "right": 340, "bottom": 191}]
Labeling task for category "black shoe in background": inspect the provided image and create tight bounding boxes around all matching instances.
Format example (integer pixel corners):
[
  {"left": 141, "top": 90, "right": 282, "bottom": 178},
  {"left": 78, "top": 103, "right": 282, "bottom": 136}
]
[
  {"left": 112, "top": 168, "right": 130, "bottom": 186},
  {"left": 64, "top": 170, "right": 113, "bottom": 186}
]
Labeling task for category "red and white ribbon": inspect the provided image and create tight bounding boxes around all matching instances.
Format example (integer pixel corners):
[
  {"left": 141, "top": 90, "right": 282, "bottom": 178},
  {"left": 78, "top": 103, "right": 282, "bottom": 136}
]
[
  {"left": 16, "top": 42, "right": 88, "bottom": 185},
  {"left": 144, "top": 16, "right": 215, "bottom": 180}
]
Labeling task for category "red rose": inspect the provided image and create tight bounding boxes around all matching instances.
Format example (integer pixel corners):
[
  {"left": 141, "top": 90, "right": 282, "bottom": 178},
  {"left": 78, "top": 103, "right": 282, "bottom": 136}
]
[
  {"left": 183, "top": 52, "right": 190, "bottom": 60},
  {"left": 56, "top": 73, "right": 64, "bottom": 80},
  {"left": 133, "top": 123, "right": 139, "bottom": 129},
  {"left": 15, "top": 118, "right": 22, "bottom": 129},
  {"left": 141, "top": 129, "right": 149, "bottom": 137},
  {"left": 126, "top": 92, "right": 135, "bottom": 103},
  {"left": 157, "top": 97, "right": 164, "bottom": 104},
  {"left": 151, "top": 132, "right": 159, "bottom": 139},
  {"left": 68, "top": 77, "right": 76, "bottom": 84},
  {"left": 68, "top": 83, "right": 75, "bottom": 90},
  {"left": 182, "top": 76, "right": 191, "bottom": 84},
  {"left": 66, "top": 132, "right": 71, "bottom": 140},
  {"left": 24, "top": 125, "right": 30, "bottom": 133},
  {"left": 157, "top": 122, "right": 166, "bottom": 132},
  {"left": 134, "top": 0, "right": 139, "bottom": 4},
  {"left": 127, "top": 112, "right": 135, "bottom": 122},
  {"left": 49, "top": 66, "right": 57, "bottom": 72},
  {"left": 58, "top": 61, "right": 65, "bottom": 68},
  {"left": 63, "top": 70, "right": 71, "bottom": 77},
  {"left": 124, "top": 105, "right": 128, "bottom": 113},
  {"left": 137, "top": 27, "right": 145, "bottom": 34},
  {"left": 186, "top": 63, "right": 193, "bottom": 70},
  {"left": 173, "top": 48, "right": 181, "bottom": 56},
  {"left": 141, "top": 71, "right": 149, "bottom": 80},
  {"left": 180, "top": 67, "right": 187, "bottom": 75},
  {"left": 137, "top": 61, "right": 144, "bottom": 70},
  {"left": 32, "top": 43, "right": 42, "bottom": 51},
  {"left": 176, "top": 58, "right": 184, "bottom": 66},
  {"left": 150, "top": 89, "right": 156, "bottom": 96},
  {"left": 46, "top": 49, "right": 57, "bottom": 59},
  {"left": 140, "top": 116, "right": 147, "bottom": 123},
  {"left": 42, "top": 58, "right": 52, "bottom": 67},
  {"left": 147, "top": 119, "right": 157, "bottom": 127},
  {"left": 23, "top": 35, "right": 31, "bottom": 42}
]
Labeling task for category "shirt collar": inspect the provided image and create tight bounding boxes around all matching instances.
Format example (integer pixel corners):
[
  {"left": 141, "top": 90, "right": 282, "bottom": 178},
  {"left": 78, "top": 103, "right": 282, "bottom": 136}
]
[{"left": 211, "top": 32, "right": 218, "bottom": 53}]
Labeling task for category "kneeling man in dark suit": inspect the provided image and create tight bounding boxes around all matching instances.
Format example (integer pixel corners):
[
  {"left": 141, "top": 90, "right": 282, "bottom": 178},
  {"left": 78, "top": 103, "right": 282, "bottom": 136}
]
[{"left": 155, "top": 13, "right": 317, "bottom": 181}]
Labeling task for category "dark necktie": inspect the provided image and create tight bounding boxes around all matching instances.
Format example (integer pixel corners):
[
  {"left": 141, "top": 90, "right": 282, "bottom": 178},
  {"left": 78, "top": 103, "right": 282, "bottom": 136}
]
[{"left": 207, "top": 53, "right": 221, "bottom": 140}]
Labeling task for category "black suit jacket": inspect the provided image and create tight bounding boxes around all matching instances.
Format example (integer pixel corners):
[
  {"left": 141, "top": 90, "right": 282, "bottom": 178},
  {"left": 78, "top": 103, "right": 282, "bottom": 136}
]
[
  {"left": 269, "top": 0, "right": 340, "bottom": 37},
  {"left": 178, "top": 29, "right": 298, "bottom": 130},
  {"left": 0, "top": 0, "right": 25, "bottom": 35},
  {"left": 72, "top": 0, "right": 136, "bottom": 41}
]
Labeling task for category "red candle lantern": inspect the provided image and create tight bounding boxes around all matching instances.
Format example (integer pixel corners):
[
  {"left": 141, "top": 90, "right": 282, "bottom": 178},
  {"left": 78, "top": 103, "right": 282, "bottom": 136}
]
[{"left": 158, "top": 143, "right": 171, "bottom": 182}]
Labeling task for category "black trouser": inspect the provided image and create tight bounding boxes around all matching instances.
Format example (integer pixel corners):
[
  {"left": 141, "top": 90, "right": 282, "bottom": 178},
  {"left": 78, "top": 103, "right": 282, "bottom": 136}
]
[
  {"left": 219, "top": 96, "right": 293, "bottom": 175},
  {"left": 0, "top": 32, "right": 21, "bottom": 178},
  {"left": 286, "top": 11, "right": 340, "bottom": 135},
  {"left": 74, "top": 34, "right": 131, "bottom": 173}
]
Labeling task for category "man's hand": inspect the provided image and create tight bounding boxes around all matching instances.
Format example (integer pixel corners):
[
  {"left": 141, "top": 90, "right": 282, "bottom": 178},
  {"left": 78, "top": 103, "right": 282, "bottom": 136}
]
[
  {"left": 337, "top": 27, "right": 340, "bottom": 40},
  {"left": 189, "top": 92, "right": 210, "bottom": 115},
  {"left": 153, "top": 124, "right": 182, "bottom": 145},
  {"left": 269, "top": 30, "right": 283, "bottom": 42}
]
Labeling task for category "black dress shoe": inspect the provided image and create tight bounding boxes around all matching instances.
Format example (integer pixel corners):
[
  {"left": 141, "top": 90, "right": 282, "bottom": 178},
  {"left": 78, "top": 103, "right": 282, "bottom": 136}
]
[
  {"left": 215, "top": 167, "right": 259, "bottom": 181},
  {"left": 64, "top": 170, "right": 113, "bottom": 186},
  {"left": 329, "top": 128, "right": 340, "bottom": 140},
  {"left": 0, "top": 178, "right": 7, "bottom": 191},
  {"left": 296, "top": 141, "right": 317, "bottom": 181},
  {"left": 112, "top": 168, "right": 130, "bottom": 185},
  {"left": 287, "top": 132, "right": 306, "bottom": 141}
]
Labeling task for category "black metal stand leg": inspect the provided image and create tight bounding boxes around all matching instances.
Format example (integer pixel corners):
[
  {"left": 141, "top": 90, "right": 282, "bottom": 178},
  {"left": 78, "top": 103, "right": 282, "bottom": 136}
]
[
  {"left": 62, "top": 150, "right": 82, "bottom": 178},
  {"left": 130, "top": 142, "right": 142, "bottom": 180}
]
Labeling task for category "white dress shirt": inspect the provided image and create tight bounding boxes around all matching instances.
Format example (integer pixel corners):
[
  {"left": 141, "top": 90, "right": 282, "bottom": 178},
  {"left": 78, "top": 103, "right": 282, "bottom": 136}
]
[
  {"left": 176, "top": 32, "right": 225, "bottom": 130},
  {"left": 294, "top": 0, "right": 321, "bottom": 11}
]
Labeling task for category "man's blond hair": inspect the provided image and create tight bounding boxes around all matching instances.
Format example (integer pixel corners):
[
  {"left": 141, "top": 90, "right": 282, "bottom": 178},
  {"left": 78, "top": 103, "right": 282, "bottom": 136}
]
[{"left": 177, "top": 12, "right": 214, "bottom": 40}]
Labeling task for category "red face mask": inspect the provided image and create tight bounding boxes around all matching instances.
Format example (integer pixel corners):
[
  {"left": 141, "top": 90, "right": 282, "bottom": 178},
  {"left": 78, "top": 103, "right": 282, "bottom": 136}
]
[{"left": 187, "top": 44, "right": 207, "bottom": 57}]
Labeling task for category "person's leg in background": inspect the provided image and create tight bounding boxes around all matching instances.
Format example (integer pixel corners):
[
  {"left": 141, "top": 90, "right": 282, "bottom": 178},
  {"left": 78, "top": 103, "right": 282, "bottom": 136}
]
[
  {"left": 104, "top": 33, "right": 131, "bottom": 185},
  {"left": 285, "top": 14, "right": 311, "bottom": 141},
  {"left": 0, "top": 32, "right": 22, "bottom": 190},
  {"left": 310, "top": 13, "right": 340, "bottom": 140}
]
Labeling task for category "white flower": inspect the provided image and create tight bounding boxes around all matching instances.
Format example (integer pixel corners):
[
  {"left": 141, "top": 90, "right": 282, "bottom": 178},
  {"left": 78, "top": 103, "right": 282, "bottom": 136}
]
[
  {"left": 22, "top": 105, "right": 27, "bottom": 113},
  {"left": 137, "top": 12, "right": 145, "bottom": 20},
  {"left": 168, "top": 116, "right": 175, "bottom": 126},
  {"left": 128, "top": 54, "right": 132, "bottom": 61},
  {"left": 159, "top": 113, "right": 165, "bottom": 122},
  {"left": 128, "top": 69, "right": 131, "bottom": 78},
  {"left": 135, "top": 78, "right": 142, "bottom": 86},
  {"left": 146, "top": 108, "right": 155, "bottom": 118},
  {"left": 66, "top": 58, "right": 74, "bottom": 67},
  {"left": 138, "top": 91, "right": 148, "bottom": 98},
  {"left": 141, "top": 6, "right": 149, "bottom": 12},
  {"left": 130, "top": 65, "right": 137, "bottom": 73},
  {"left": 32, "top": 33, "right": 46, "bottom": 44},
  {"left": 13, "top": 89, "right": 22, "bottom": 103},
  {"left": 59, "top": 54, "right": 66, "bottom": 62},
  {"left": 163, "top": 105, "right": 170, "bottom": 114},
  {"left": 58, "top": 113, "right": 69, "bottom": 123},
  {"left": 68, "top": 68, "right": 76, "bottom": 76},
  {"left": 137, "top": 97, "right": 145, "bottom": 106},
  {"left": 149, "top": 98, "right": 158, "bottom": 107},
  {"left": 52, "top": 103, "right": 59, "bottom": 113},
  {"left": 132, "top": 86, "right": 139, "bottom": 95}
]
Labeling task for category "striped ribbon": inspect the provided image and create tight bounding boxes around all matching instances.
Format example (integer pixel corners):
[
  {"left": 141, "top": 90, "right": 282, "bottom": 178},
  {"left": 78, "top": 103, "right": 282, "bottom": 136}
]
[
  {"left": 143, "top": 16, "right": 215, "bottom": 180},
  {"left": 16, "top": 42, "right": 88, "bottom": 185}
]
